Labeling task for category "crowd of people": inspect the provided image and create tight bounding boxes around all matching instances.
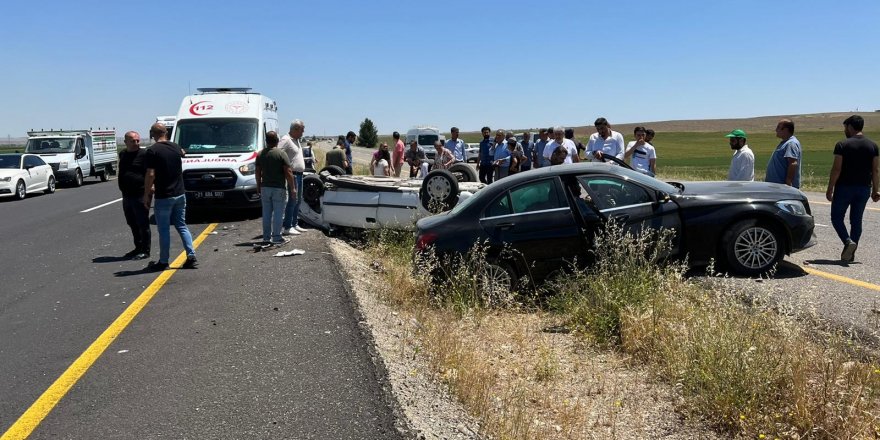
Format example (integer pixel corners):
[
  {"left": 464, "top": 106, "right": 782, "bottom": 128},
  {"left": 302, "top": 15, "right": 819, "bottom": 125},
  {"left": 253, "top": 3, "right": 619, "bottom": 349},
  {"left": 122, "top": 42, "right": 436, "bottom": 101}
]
[{"left": 117, "top": 114, "right": 878, "bottom": 265}]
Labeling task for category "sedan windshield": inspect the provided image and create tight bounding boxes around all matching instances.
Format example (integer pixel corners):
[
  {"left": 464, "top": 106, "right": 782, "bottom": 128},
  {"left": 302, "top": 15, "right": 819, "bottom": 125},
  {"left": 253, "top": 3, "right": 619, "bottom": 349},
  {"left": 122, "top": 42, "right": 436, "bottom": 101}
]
[
  {"left": 25, "top": 138, "right": 75, "bottom": 153},
  {"left": 174, "top": 118, "right": 259, "bottom": 153},
  {"left": 0, "top": 155, "right": 22, "bottom": 169}
]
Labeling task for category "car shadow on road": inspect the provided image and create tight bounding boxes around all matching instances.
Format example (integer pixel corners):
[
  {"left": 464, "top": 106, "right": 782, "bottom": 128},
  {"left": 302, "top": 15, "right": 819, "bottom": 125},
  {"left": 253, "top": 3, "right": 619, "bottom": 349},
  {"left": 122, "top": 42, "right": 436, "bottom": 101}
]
[{"left": 684, "top": 261, "right": 809, "bottom": 280}]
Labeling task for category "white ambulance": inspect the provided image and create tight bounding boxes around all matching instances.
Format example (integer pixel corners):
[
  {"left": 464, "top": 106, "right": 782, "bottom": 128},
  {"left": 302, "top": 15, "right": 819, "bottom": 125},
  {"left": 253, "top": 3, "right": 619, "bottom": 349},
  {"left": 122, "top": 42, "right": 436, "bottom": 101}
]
[{"left": 171, "top": 87, "right": 278, "bottom": 208}]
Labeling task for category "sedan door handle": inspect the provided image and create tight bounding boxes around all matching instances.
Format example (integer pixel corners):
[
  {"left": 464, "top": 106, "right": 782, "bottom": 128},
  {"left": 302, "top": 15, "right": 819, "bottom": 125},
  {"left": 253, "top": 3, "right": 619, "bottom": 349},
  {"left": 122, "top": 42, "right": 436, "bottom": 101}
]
[{"left": 495, "top": 222, "right": 514, "bottom": 230}]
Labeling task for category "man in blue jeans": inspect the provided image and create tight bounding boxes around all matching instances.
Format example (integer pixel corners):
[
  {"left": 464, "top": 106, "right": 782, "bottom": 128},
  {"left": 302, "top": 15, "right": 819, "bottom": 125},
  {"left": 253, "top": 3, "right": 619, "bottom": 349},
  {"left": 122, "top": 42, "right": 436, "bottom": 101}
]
[
  {"left": 256, "top": 131, "right": 296, "bottom": 244},
  {"left": 826, "top": 115, "right": 880, "bottom": 263},
  {"left": 279, "top": 119, "right": 308, "bottom": 236},
  {"left": 143, "top": 122, "right": 196, "bottom": 271}
]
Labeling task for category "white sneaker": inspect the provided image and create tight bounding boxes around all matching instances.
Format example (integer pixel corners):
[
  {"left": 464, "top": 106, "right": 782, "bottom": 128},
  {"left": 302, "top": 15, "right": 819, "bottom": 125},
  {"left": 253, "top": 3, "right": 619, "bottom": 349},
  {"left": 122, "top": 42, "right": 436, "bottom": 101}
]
[
  {"left": 282, "top": 228, "right": 301, "bottom": 236},
  {"left": 294, "top": 225, "right": 308, "bottom": 233}
]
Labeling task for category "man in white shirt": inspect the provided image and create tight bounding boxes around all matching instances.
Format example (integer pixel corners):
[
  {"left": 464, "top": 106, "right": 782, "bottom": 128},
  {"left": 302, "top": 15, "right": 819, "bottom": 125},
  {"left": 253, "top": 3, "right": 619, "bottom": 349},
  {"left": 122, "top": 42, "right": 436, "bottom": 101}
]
[
  {"left": 586, "top": 117, "right": 626, "bottom": 162},
  {"left": 542, "top": 126, "right": 580, "bottom": 164},
  {"left": 725, "top": 129, "right": 754, "bottom": 181},
  {"left": 624, "top": 126, "right": 657, "bottom": 176},
  {"left": 445, "top": 126, "right": 467, "bottom": 163},
  {"left": 279, "top": 119, "right": 309, "bottom": 235},
  {"left": 724, "top": 129, "right": 755, "bottom": 182}
]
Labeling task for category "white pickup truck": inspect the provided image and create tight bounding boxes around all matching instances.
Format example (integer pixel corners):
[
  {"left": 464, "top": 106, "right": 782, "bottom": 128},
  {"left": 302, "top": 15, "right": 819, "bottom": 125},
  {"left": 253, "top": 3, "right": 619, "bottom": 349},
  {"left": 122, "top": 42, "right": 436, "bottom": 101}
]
[{"left": 24, "top": 129, "right": 118, "bottom": 186}]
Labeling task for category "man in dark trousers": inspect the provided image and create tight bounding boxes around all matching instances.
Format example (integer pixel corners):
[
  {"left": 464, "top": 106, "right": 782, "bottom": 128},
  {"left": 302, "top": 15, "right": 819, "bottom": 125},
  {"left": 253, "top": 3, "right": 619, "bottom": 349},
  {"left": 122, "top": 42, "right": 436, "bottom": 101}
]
[
  {"left": 143, "top": 123, "right": 196, "bottom": 271},
  {"left": 826, "top": 115, "right": 880, "bottom": 263},
  {"left": 118, "top": 131, "right": 150, "bottom": 260},
  {"left": 256, "top": 131, "right": 296, "bottom": 244}
]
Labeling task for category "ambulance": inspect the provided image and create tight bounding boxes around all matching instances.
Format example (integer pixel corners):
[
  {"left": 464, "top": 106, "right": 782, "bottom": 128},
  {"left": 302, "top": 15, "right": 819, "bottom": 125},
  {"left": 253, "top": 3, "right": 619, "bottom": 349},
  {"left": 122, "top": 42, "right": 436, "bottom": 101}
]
[{"left": 171, "top": 87, "right": 278, "bottom": 208}]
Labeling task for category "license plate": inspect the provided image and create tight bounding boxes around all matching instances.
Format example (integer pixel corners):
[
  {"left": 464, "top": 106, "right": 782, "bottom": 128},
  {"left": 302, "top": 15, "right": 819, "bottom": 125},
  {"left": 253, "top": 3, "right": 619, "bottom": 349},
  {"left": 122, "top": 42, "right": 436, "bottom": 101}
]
[{"left": 192, "top": 191, "right": 225, "bottom": 199}]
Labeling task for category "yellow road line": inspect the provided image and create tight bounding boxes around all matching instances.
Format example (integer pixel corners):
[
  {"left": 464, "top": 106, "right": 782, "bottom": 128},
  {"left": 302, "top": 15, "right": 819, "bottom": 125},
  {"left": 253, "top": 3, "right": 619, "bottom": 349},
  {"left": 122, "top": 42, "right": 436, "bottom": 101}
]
[
  {"left": 1, "top": 223, "right": 218, "bottom": 440},
  {"left": 800, "top": 265, "right": 880, "bottom": 293},
  {"left": 809, "top": 200, "right": 880, "bottom": 212}
]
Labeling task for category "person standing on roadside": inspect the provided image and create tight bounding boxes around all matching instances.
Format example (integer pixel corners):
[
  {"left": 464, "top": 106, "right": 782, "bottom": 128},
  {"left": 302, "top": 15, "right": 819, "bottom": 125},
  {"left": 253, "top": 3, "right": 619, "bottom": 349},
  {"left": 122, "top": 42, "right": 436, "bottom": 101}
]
[
  {"left": 445, "top": 127, "right": 467, "bottom": 163},
  {"left": 543, "top": 126, "right": 580, "bottom": 164},
  {"left": 142, "top": 122, "right": 196, "bottom": 271},
  {"left": 764, "top": 119, "right": 802, "bottom": 188},
  {"left": 392, "top": 131, "right": 405, "bottom": 177},
  {"left": 432, "top": 140, "right": 456, "bottom": 170},
  {"left": 724, "top": 129, "right": 754, "bottom": 181},
  {"left": 326, "top": 136, "right": 350, "bottom": 170},
  {"left": 565, "top": 128, "right": 585, "bottom": 161},
  {"left": 624, "top": 126, "right": 657, "bottom": 176},
  {"left": 280, "top": 119, "right": 308, "bottom": 236},
  {"left": 118, "top": 131, "right": 150, "bottom": 260},
  {"left": 492, "top": 129, "right": 510, "bottom": 181},
  {"left": 533, "top": 128, "right": 551, "bottom": 168},
  {"left": 586, "top": 117, "right": 625, "bottom": 162},
  {"left": 476, "top": 126, "right": 494, "bottom": 184},
  {"left": 405, "top": 140, "right": 429, "bottom": 178},
  {"left": 826, "top": 115, "right": 880, "bottom": 263},
  {"left": 255, "top": 131, "right": 296, "bottom": 245},
  {"left": 344, "top": 131, "right": 356, "bottom": 174},
  {"left": 519, "top": 131, "right": 534, "bottom": 171}
]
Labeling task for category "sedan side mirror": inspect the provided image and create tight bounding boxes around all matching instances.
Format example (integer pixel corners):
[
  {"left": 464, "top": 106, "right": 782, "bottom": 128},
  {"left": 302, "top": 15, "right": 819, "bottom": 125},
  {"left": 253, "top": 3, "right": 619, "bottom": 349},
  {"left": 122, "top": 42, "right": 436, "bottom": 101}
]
[{"left": 657, "top": 191, "right": 671, "bottom": 203}]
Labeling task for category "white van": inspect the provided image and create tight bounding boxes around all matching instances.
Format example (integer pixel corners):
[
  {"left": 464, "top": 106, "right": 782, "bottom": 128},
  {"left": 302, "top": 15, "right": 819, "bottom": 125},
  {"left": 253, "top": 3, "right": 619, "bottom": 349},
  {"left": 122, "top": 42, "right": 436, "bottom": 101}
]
[
  {"left": 405, "top": 126, "right": 445, "bottom": 160},
  {"left": 171, "top": 87, "right": 278, "bottom": 208}
]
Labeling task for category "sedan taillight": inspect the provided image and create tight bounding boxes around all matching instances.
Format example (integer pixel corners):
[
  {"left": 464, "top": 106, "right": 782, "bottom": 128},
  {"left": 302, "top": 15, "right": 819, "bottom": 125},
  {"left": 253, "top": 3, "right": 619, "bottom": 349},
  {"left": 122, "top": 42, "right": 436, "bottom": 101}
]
[{"left": 415, "top": 232, "right": 438, "bottom": 252}]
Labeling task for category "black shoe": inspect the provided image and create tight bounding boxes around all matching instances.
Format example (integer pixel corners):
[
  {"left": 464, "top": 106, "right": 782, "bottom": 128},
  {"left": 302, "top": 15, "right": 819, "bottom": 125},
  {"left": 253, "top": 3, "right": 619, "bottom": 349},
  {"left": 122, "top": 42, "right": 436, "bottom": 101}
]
[
  {"left": 123, "top": 249, "right": 140, "bottom": 258},
  {"left": 132, "top": 252, "right": 149, "bottom": 260},
  {"left": 146, "top": 261, "right": 169, "bottom": 272},
  {"left": 841, "top": 240, "right": 857, "bottom": 263},
  {"left": 182, "top": 256, "right": 198, "bottom": 269}
]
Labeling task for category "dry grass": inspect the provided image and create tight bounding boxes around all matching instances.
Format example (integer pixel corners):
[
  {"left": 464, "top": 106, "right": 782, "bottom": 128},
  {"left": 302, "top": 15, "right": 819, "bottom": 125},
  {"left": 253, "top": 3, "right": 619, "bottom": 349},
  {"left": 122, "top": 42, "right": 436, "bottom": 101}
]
[
  {"left": 362, "top": 223, "right": 880, "bottom": 439},
  {"left": 364, "top": 230, "right": 721, "bottom": 439}
]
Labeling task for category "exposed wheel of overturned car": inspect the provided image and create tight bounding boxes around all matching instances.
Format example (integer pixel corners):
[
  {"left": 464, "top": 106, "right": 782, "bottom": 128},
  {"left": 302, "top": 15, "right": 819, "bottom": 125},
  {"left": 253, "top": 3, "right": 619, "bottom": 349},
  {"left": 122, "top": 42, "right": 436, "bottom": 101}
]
[
  {"left": 319, "top": 165, "right": 345, "bottom": 181},
  {"left": 302, "top": 174, "right": 324, "bottom": 210},
  {"left": 419, "top": 169, "right": 458, "bottom": 213},
  {"left": 722, "top": 219, "right": 784, "bottom": 276},
  {"left": 447, "top": 162, "right": 478, "bottom": 183}
]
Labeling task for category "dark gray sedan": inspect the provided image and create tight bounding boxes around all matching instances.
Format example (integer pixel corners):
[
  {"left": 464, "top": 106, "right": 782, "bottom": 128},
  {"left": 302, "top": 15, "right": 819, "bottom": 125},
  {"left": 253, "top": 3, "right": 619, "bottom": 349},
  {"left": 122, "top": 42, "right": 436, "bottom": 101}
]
[{"left": 415, "top": 163, "right": 816, "bottom": 288}]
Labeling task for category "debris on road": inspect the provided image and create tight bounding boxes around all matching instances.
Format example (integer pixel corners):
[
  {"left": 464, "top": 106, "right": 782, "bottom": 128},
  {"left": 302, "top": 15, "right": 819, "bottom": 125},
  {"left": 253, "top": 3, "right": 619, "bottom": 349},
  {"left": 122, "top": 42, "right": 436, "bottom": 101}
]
[{"left": 274, "top": 249, "right": 305, "bottom": 257}]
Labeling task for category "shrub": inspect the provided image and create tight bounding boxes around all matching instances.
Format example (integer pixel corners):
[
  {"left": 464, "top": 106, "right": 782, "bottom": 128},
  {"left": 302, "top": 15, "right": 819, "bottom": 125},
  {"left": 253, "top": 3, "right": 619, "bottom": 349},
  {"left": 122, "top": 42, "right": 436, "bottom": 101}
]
[{"left": 358, "top": 118, "right": 379, "bottom": 149}]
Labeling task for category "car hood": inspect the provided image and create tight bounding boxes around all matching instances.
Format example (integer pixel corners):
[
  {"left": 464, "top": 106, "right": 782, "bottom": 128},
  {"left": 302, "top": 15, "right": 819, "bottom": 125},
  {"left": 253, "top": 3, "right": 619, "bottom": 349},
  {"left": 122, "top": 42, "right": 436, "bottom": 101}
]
[
  {"left": 0, "top": 169, "right": 23, "bottom": 178},
  {"left": 673, "top": 181, "right": 806, "bottom": 202}
]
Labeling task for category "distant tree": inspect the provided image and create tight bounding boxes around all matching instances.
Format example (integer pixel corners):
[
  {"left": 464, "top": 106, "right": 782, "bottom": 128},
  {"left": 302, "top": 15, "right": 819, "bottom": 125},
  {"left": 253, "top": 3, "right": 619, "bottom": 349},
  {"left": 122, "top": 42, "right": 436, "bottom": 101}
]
[{"left": 358, "top": 118, "right": 379, "bottom": 148}]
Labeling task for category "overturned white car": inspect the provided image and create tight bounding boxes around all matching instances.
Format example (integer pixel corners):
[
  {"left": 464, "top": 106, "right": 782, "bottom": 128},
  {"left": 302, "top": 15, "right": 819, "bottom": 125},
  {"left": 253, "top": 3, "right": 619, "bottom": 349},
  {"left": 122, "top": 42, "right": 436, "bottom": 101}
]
[{"left": 299, "top": 164, "right": 484, "bottom": 231}]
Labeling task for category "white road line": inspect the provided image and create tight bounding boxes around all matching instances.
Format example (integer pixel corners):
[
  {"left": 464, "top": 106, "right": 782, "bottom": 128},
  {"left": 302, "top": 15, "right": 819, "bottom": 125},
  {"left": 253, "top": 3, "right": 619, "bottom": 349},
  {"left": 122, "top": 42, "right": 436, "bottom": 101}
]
[
  {"left": 815, "top": 223, "right": 829, "bottom": 227},
  {"left": 80, "top": 198, "right": 122, "bottom": 213}
]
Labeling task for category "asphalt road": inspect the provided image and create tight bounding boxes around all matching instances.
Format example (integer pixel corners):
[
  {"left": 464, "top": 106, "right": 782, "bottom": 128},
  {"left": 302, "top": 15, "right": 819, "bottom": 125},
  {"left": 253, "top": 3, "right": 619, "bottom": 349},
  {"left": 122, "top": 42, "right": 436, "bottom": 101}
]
[
  {"left": 713, "top": 191, "right": 880, "bottom": 345},
  {"left": 0, "top": 180, "right": 403, "bottom": 439}
]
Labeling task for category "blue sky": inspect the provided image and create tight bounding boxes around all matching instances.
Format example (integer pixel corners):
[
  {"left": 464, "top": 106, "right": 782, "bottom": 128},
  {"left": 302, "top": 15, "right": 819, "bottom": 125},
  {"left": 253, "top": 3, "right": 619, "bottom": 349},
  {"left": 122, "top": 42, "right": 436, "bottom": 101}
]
[{"left": 2, "top": 0, "right": 878, "bottom": 139}]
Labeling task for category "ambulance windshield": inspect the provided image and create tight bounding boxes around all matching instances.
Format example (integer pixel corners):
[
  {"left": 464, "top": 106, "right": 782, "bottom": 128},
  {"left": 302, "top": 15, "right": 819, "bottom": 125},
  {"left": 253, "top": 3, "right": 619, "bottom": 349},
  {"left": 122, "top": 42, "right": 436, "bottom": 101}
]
[{"left": 174, "top": 118, "right": 259, "bottom": 153}]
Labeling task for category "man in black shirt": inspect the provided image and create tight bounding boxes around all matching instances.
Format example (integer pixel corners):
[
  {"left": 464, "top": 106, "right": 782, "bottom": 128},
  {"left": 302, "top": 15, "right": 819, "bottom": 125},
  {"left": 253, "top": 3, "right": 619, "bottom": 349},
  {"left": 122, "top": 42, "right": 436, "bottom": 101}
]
[
  {"left": 118, "top": 131, "right": 150, "bottom": 260},
  {"left": 143, "top": 123, "right": 196, "bottom": 271},
  {"left": 826, "top": 115, "right": 880, "bottom": 262}
]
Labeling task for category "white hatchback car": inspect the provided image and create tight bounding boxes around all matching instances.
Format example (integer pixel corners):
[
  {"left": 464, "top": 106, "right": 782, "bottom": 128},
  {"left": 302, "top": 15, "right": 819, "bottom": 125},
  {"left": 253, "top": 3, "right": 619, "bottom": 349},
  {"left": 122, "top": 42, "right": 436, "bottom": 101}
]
[{"left": 0, "top": 153, "right": 56, "bottom": 200}]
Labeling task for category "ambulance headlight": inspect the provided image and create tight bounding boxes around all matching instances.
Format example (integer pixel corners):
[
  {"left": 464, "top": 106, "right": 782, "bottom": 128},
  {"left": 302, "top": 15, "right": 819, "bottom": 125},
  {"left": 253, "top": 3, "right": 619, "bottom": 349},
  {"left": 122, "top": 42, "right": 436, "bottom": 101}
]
[{"left": 239, "top": 163, "right": 255, "bottom": 175}]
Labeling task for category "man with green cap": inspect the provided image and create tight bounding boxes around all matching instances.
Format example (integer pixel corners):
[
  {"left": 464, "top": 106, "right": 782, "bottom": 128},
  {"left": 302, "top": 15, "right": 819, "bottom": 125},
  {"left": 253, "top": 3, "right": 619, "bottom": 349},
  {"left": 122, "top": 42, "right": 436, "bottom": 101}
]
[{"left": 725, "top": 129, "right": 754, "bottom": 181}]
